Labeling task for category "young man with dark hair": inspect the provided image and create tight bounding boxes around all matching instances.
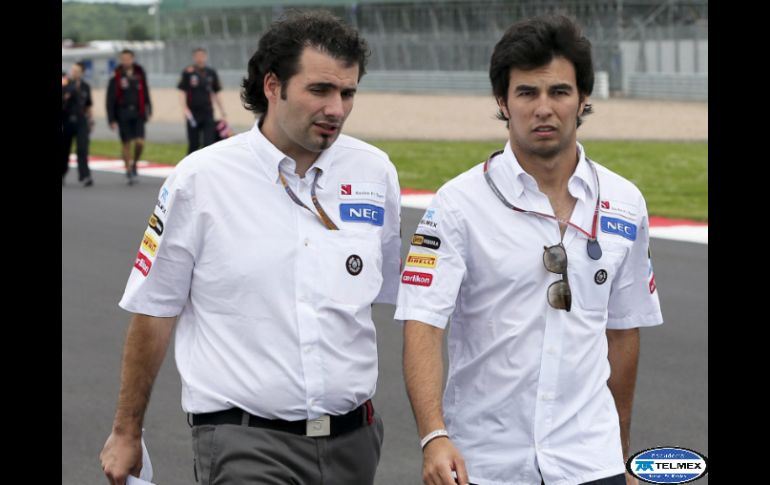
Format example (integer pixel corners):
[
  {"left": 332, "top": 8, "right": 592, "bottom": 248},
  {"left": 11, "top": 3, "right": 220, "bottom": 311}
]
[{"left": 398, "top": 15, "right": 662, "bottom": 485}]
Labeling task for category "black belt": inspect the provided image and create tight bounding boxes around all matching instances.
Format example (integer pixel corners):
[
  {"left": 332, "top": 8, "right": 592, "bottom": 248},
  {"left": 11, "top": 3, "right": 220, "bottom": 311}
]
[{"left": 191, "top": 400, "right": 374, "bottom": 438}]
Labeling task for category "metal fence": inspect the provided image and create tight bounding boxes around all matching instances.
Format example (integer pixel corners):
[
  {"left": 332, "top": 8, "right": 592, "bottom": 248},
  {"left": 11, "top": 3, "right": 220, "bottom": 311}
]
[{"left": 63, "top": 0, "right": 708, "bottom": 100}]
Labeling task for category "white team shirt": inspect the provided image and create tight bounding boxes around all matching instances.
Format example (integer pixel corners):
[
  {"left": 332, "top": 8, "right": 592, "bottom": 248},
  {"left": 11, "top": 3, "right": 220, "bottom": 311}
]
[
  {"left": 120, "top": 122, "right": 402, "bottom": 420},
  {"left": 395, "top": 141, "right": 662, "bottom": 485}
]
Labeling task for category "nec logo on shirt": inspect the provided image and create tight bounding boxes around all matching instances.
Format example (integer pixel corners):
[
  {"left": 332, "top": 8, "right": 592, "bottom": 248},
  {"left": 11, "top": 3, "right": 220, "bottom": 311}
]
[
  {"left": 601, "top": 216, "right": 637, "bottom": 241},
  {"left": 339, "top": 203, "right": 384, "bottom": 226}
]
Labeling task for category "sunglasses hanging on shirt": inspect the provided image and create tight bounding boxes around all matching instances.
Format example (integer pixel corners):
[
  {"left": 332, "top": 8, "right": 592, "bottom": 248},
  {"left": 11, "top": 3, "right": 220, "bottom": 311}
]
[{"left": 483, "top": 149, "right": 603, "bottom": 261}]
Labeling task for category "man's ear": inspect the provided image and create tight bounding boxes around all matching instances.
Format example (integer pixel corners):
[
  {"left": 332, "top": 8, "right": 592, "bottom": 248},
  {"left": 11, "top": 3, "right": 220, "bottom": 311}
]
[
  {"left": 264, "top": 72, "right": 281, "bottom": 103},
  {"left": 496, "top": 96, "right": 510, "bottom": 119},
  {"left": 578, "top": 95, "right": 588, "bottom": 116}
]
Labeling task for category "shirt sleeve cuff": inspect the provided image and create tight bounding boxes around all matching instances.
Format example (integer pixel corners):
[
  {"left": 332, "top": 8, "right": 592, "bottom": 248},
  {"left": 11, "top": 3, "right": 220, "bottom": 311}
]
[
  {"left": 607, "top": 312, "right": 664, "bottom": 329},
  {"left": 393, "top": 307, "right": 449, "bottom": 329},
  {"left": 118, "top": 297, "right": 182, "bottom": 319}
]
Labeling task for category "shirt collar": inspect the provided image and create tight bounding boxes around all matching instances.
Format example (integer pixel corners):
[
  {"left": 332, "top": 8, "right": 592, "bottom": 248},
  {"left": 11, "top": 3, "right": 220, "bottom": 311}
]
[
  {"left": 248, "top": 120, "right": 334, "bottom": 189},
  {"left": 568, "top": 142, "right": 597, "bottom": 203},
  {"left": 499, "top": 140, "right": 596, "bottom": 203}
]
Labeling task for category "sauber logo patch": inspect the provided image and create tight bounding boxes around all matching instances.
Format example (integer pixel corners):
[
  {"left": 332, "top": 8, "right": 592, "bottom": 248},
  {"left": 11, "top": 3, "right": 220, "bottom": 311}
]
[
  {"left": 338, "top": 182, "right": 386, "bottom": 203},
  {"left": 600, "top": 199, "right": 638, "bottom": 219}
]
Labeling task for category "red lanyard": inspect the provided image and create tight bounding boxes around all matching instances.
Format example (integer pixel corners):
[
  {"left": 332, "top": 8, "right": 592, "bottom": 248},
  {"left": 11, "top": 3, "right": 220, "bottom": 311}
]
[
  {"left": 483, "top": 149, "right": 603, "bottom": 260},
  {"left": 279, "top": 168, "right": 339, "bottom": 231}
]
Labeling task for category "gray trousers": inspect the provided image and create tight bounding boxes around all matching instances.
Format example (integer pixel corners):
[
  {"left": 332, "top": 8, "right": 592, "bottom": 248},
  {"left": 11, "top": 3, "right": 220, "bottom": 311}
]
[{"left": 192, "top": 413, "right": 384, "bottom": 485}]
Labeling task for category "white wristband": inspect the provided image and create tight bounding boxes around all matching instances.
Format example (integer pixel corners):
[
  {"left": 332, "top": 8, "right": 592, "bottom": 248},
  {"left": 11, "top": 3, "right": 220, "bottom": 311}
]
[{"left": 420, "top": 429, "right": 449, "bottom": 450}]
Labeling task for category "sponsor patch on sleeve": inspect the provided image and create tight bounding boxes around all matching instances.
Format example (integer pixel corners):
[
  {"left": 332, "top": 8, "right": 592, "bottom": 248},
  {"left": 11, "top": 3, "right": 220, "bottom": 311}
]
[
  {"left": 418, "top": 208, "right": 439, "bottom": 229},
  {"left": 411, "top": 233, "right": 441, "bottom": 250},
  {"left": 141, "top": 232, "right": 159, "bottom": 257},
  {"left": 156, "top": 186, "right": 171, "bottom": 215},
  {"left": 406, "top": 253, "right": 437, "bottom": 269},
  {"left": 134, "top": 252, "right": 153, "bottom": 277},
  {"left": 401, "top": 271, "right": 433, "bottom": 287},
  {"left": 148, "top": 212, "right": 164, "bottom": 236}
]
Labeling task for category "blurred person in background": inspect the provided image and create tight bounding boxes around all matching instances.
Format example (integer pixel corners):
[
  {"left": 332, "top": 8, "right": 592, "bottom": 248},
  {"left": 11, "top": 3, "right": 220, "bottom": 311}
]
[
  {"left": 107, "top": 49, "right": 152, "bottom": 185},
  {"left": 178, "top": 47, "right": 227, "bottom": 154},
  {"left": 62, "top": 61, "right": 94, "bottom": 187}
]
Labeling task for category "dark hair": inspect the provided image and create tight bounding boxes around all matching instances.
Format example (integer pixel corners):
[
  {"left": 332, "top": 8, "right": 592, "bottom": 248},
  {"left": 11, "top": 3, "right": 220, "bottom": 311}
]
[
  {"left": 120, "top": 49, "right": 135, "bottom": 57},
  {"left": 241, "top": 10, "right": 369, "bottom": 115},
  {"left": 73, "top": 61, "right": 86, "bottom": 71},
  {"left": 193, "top": 47, "right": 207, "bottom": 54},
  {"left": 489, "top": 15, "right": 594, "bottom": 127}
]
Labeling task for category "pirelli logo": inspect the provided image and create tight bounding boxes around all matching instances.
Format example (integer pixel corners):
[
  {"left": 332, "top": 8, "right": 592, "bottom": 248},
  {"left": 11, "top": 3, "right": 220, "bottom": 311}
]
[
  {"left": 141, "top": 232, "right": 159, "bottom": 257},
  {"left": 406, "top": 253, "right": 437, "bottom": 269}
]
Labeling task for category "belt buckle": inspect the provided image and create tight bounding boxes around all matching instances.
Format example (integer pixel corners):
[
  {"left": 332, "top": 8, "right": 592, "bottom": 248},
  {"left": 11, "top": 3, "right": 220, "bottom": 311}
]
[{"left": 306, "top": 415, "right": 331, "bottom": 437}]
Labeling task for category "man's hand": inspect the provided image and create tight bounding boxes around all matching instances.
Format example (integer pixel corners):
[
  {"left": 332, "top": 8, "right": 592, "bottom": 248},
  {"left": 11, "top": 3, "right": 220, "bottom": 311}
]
[
  {"left": 99, "top": 431, "right": 143, "bottom": 485},
  {"left": 625, "top": 471, "right": 639, "bottom": 485},
  {"left": 109, "top": 122, "right": 117, "bottom": 131},
  {"left": 422, "top": 437, "right": 469, "bottom": 485}
]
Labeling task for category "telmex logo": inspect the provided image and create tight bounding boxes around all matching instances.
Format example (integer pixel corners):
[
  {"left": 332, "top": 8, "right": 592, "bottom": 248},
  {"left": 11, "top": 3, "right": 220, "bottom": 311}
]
[
  {"left": 402, "top": 271, "right": 433, "bottom": 287},
  {"left": 406, "top": 253, "right": 437, "bottom": 268},
  {"left": 627, "top": 447, "right": 708, "bottom": 484},
  {"left": 134, "top": 252, "right": 152, "bottom": 277},
  {"left": 142, "top": 232, "right": 159, "bottom": 257}
]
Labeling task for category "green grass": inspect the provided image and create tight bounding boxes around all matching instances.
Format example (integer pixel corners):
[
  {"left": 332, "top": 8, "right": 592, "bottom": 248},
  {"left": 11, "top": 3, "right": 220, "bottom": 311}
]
[{"left": 90, "top": 139, "right": 707, "bottom": 221}]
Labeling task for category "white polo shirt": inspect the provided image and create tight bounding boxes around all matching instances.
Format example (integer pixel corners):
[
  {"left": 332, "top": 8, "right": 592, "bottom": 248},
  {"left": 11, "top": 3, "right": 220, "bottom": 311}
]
[
  {"left": 395, "top": 141, "right": 662, "bottom": 485},
  {"left": 119, "top": 121, "right": 402, "bottom": 420}
]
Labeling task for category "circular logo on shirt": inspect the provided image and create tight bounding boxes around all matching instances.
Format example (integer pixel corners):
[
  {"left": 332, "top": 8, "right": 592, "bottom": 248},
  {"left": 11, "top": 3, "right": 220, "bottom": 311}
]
[
  {"left": 346, "top": 255, "right": 363, "bottom": 276},
  {"left": 594, "top": 269, "right": 608, "bottom": 285},
  {"left": 190, "top": 74, "right": 199, "bottom": 87},
  {"left": 120, "top": 77, "right": 129, "bottom": 89}
]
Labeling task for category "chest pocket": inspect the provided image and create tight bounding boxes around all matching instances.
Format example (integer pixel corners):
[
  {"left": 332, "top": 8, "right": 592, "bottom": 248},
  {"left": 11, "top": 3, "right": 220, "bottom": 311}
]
[
  {"left": 310, "top": 230, "right": 383, "bottom": 308},
  {"left": 569, "top": 241, "right": 628, "bottom": 312}
]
